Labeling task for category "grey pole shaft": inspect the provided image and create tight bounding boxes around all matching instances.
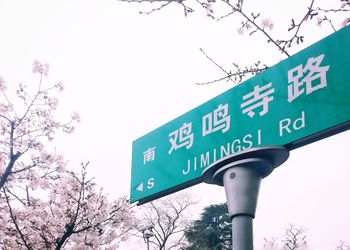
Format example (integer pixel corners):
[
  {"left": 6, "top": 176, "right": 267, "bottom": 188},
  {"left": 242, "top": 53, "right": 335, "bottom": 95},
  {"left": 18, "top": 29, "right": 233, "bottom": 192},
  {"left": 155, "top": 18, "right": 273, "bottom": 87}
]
[
  {"left": 223, "top": 166, "right": 261, "bottom": 250},
  {"left": 202, "top": 147, "right": 290, "bottom": 250},
  {"left": 232, "top": 215, "right": 254, "bottom": 250}
]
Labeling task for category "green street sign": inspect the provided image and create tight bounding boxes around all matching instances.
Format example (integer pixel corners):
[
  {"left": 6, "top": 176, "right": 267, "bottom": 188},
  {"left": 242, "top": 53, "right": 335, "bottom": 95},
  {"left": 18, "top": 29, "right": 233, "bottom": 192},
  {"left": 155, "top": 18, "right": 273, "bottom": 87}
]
[{"left": 130, "top": 26, "right": 350, "bottom": 204}]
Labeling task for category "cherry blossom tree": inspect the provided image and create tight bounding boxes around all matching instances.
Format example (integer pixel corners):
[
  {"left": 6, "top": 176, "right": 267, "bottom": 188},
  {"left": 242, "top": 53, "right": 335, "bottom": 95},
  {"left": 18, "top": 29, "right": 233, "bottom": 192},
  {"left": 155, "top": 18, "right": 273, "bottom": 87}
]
[
  {"left": 1, "top": 162, "right": 133, "bottom": 249},
  {"left": 119, "top": 0, "right": 349, "bottom": 85},
  {"left": 0, "top": 61, "right": 134, "bottom": 249},
  {"left": 0, "top": 59, "right": 76, "bottom": 191}
]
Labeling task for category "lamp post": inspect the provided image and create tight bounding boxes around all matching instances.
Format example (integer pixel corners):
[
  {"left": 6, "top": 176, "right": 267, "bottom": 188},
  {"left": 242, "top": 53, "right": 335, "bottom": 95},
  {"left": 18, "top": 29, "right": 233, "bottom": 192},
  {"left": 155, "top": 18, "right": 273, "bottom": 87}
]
[
  {"left": 202, "top": 146, "right": 289, "bottom": 250},
  {"left": 143, "top": 227, "right": 154, "bottom": 250}
]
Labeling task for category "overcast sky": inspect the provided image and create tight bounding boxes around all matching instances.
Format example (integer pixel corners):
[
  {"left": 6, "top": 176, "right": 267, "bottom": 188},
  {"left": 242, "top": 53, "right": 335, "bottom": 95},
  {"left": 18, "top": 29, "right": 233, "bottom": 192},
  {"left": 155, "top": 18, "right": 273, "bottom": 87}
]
[{"left": 0, "top": 0, "right": 349, "bottom": 249}]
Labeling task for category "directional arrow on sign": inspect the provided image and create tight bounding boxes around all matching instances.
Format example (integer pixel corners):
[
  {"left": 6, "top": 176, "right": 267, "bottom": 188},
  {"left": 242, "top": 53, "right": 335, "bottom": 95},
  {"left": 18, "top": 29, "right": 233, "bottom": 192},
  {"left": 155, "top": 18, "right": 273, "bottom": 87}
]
[{"left": 136, "top": 183, "right": 143, "bottom": 192}]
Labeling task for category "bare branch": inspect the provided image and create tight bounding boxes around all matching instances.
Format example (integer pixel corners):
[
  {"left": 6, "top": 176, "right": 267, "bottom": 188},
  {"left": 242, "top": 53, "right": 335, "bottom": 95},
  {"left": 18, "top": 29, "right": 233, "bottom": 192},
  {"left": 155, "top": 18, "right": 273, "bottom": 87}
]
[
  {"left": 134, "top": 193, "right": 195, "bottom": 250},
  {"left": 336, "top": 240, "right": 350, "bottom": 250},
  {"left": 199, "top": 48, "right": 235, "bottom": 84},
  {"left": 196, "top": 60, "right": 267, "bottom": 85},
  {"left": 276, "top": 0, "right": 316, "bottom": 52},
  {"left": 139, "top": 1, "right": 173, "bottom": 14}
]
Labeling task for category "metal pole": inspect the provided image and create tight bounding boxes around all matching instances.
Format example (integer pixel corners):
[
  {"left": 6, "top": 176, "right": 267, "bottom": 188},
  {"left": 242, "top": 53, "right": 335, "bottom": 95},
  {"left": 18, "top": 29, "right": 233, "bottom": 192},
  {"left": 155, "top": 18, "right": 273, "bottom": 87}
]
[
  {"left": 223, "top": 165, "right": 260, "bottom": 250},
  {"left": 202, "top": 147, "right": 290, "bottom": 250},
  {"left": 232, "top": 215, "right": 253, "bottom": 250},
  {"left": 143, "top": 228, "right": 154, "bottom": 250}
]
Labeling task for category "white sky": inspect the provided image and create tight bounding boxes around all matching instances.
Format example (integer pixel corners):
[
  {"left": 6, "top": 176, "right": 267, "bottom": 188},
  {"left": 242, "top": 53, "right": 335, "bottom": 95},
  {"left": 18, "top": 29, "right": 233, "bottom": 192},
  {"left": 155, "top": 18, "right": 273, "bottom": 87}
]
[{"left": 0, "top": 0, "right": 349, "bottom": 249}]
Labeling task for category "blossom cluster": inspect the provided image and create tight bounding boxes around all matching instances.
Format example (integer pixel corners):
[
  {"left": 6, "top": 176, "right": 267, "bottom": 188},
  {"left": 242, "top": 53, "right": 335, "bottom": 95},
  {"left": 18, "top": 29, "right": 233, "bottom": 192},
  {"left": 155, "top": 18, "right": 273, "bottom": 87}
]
[{"left": 0, "top": 61, "right": 134, "bottom": 249}]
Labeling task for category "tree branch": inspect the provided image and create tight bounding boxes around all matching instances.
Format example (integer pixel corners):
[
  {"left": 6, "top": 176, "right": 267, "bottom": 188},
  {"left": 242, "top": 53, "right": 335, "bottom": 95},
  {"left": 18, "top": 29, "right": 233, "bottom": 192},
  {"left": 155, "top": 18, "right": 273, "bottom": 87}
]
[{"left": 3, "top": 187, "right": 33, "bottom": 250}]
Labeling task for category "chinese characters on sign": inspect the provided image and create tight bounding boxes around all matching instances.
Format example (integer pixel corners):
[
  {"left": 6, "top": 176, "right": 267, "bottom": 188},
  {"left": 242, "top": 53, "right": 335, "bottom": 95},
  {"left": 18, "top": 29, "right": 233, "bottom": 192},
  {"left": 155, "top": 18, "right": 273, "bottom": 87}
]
[
  {"left": 131, "top": 26, "right": 350, "bottom": 204},
  {"left": 288, "top": 54, "right": 329, "bottom": 102},
  {"left": 143, "top": 147, "right": 156, "bottom": 164},
  {"left": 168, "top": 122, "right": 194, "bottom": 154},
  {"left": 241, "top": 82, "right": 274, "bottom": 118},
  {"left": 202, "top": 104, "right": 230, "bottom": 136},
  {"left": 144, "top": 55, "right": 330, "bottom": 160},
  {"left": 144, "top": 55, "right": 330, "bottom": 159}
]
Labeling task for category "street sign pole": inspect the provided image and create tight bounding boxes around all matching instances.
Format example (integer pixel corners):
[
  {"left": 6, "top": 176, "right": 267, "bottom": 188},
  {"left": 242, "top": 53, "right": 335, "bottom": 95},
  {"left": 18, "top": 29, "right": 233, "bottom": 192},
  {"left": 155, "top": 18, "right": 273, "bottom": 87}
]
[{"left": 202, "top": 146, "right": 290, "bottom": 249}]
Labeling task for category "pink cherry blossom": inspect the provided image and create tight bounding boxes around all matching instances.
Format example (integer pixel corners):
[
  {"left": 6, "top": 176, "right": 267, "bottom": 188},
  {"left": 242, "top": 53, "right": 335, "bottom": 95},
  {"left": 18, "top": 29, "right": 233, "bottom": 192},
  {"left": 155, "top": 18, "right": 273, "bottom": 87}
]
[
  {"left": 32, "top": 59, "right": 49, "bottom": 76},
  {"left": 0, "top": 62, "right": 134, "bottom": 249},
  {"left": 206, "top": 3, "right": 213, "bottom": 16},
  {"left": 0, "top": 103, "right": 11, "bottom": 113},
  {"left": 261, "top": 17, "right": 274, "bottom": 31},
  {"left": 47, "top": 97, "right": 59, "bottom": 109},
  {"left": 35, "top": 141, "right": 44, "bottom": 152},
  {"left": 316, "top": 17, "right": 323, "bottom": 27},
  {"left": 71, "top": 112, "right": 81, "bottom": 122},
  {"left": 340, "top": 18, "right": 350, "bottom": 27},
  {"left": 341, "top": 2, "right": 348, "bottom": 8},
  {"left": 63, "top": 125, "right": 75, "bottom": 134},
  {"left": 55, "top": 81, "right": 65, "bottom": 91},
  {"left": 237, "top": 28, "right": 244, "bottom": 35},
  {"left": 0, "top": 76, "right": 7, "bottom": 91}
]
